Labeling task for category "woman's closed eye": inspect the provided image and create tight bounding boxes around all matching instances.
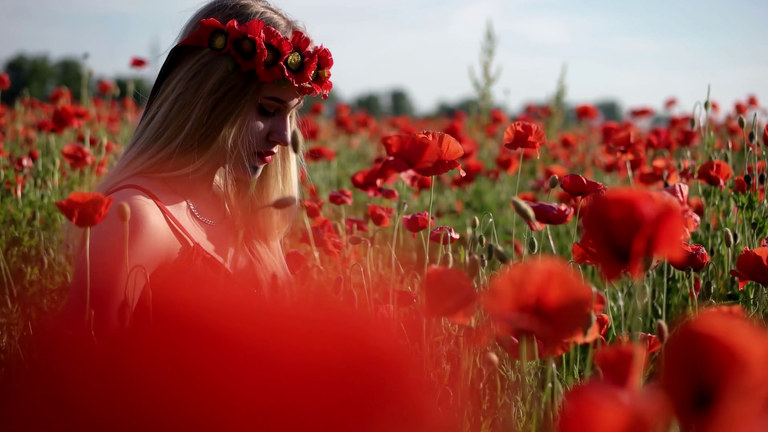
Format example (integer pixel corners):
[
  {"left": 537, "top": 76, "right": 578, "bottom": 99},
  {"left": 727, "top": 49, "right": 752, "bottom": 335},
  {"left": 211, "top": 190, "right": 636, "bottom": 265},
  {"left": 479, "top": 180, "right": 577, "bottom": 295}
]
[{"left": 258, "top": 104, "right": 277, "bottom": 117}]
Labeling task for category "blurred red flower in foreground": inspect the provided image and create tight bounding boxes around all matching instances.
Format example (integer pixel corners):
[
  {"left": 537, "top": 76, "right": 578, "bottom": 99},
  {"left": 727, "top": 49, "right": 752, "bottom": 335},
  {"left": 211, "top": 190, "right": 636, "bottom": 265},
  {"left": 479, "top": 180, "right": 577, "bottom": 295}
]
[
  {"left": 696, "top": 160, "right": 732, "bottom": 189},
  {"left": 729, "top": 247, "right": 768, "bottom": 289},
  {"left": 503, "top": 121, "right": 547, "bottom": 158},
  {"left": 594, "top": 343, "right": 647, "bottom": 390},
  {"left": 581, "top": 188, "right": 687, "bottom": 280},
  {"left": 129, "top": 57, "right": 148, "bottom": 68},
  {"left": 378, "top": 131, "right": 465, "bottom": 178},
  {"left": 483, "top": 256, "right": 594, "bottom": 352},
  {"left": 0, "top": 72, "right": 10, "bottom": 91},
  {"left": 574, "top": 104, "right": 599, "bottom": 121},
  {"left": 305, "top": 145, "right": 336, "bottom": 162},
  {"left": 661, "top": 310, "right": 768, "bottom": 432},
  {"left": 424, "top": 266, "right": 477, "bottom": 324},
  {"left": 560, "top": 174, "right": 605, "bottom": 199},
  {"left": 55, "top": 192, "right": 114, "bottom": 228}
]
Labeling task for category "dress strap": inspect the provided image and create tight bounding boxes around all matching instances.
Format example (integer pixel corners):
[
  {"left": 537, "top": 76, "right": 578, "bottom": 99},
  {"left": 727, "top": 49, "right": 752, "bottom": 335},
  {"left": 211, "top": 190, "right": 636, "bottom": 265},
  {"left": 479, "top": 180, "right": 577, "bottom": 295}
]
[{"left": 105, "top": 184, "right": 198, "bottom": 247}]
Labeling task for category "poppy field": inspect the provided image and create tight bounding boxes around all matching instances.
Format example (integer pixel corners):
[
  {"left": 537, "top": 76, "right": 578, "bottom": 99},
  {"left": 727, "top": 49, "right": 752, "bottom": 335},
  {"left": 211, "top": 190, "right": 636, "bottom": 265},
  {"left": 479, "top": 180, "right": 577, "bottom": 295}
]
[{"left": 1, "top": 66, "right": 768, "bottom": 431}]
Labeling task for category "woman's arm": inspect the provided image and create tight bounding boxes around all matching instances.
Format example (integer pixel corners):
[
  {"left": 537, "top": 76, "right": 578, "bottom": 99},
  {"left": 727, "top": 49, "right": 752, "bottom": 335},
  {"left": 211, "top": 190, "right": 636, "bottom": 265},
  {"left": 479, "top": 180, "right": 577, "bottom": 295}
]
[{"left": 58, "top": 190, "right": 177, "bottom": 336}]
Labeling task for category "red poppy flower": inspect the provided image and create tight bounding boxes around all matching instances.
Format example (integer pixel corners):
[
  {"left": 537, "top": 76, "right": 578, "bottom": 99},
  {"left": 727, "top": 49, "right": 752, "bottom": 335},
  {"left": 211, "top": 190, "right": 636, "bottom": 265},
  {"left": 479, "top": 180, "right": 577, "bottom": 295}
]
[
  {"left": 129, "top": 57, "right": 148, "bottom": 69},
  {"left": 763, "top": 124, "right": 768, "bottom": 147},
  {"left": 729, "top": 247, "right": 768, "bottom": 289},
  {"left": 574, "top": 104, "right": 599, "bottom": 121},
  {"left": 560, "top": 174, "right": 606, "bottom": 199},
  {"left": 581, "top": 188, "right": 687, "bottom": 280},
  {"left": 257, "top": 26, "right": 291, "bottom": 82},
  {"left": 380, "top": 188, "right": 398, "bottom": 200},
  {"left": 661, "top": 310, "right": 768, "bottom": 432},
  {"left": 52, "top": 105, "right": 84, "bottom": 133},
  {"left": 14, "top": 155, "right": 33, "bottom": 172},
  {"left": 423, "top": 266, "right": 477, "bottom": 324},
  {"left": 0, "top": 73, "right": 10, "bottom": 91},
  {"left": 669, "top": 243, "right": 709, "bottom": 272},
  {"left": 284, "top": 249, "right": 307, "bottom": 275},
  {"left": 283, "top": 30, "right": 317, "bottom": 86},
  {"left": 351, "top": 165, "right": 384, "bottom": 197},
  {"left": 483, "top": 256, "right": 594, "bottom": 351},
  {"left": 697, "top": 160, "right": 732, "bottom": 189},
  {"left": 328, "top": 189, "right": 353, "bottom": 206},
  {"left": 179, "top": 18, "right": 229, "bottom": 51},
  {"left": 302, "top": 200, "right": 323, "bottom": 219},
  {"left": 429, "top": 226, "right": 459, "bottom": 245},
  {"left": 226, "top": 19, "right": 267, "bottom": 71},
  {"left": 616, "top": 333, "right": 662, "bottom": 355},
  {"left": 378, "top": 132, "right": 465, "bottom": 179},
  {"left": 345, "top": 218, "right": 368, "bottom": 234},
  {"left": 61, "top": 143, "right": 93, "bottom": 170},
  {"left": 402, "top": 212, "right": 432, "bottom": 234},
  {"left": 305, "top": 146, "right": 336, "bottom": 162},
  {"left": 97, "top": 79, "right": 115, "bottom": 96},
  {"left": 630, "top": 107, "right": 655, "bottom": 118},
  {"left": 558, "top": 382, "right": 671, "bottom": 432},
  {"left": 55, "top": 192, "right": 115, "bottom": 228},
  {"left": 300, "top": 217, "right": 343, "bottom": 258},
  {"left": 49, "top": 87, "right": 71, "bottom": 105},
  {"left": 400, "top": 171, "right": 432, "bottom": 193},
  {"left": 523, "top": 201, "right": 574, "bottom": 231},
  {"left": 594, "top": 343, "right": 648, "bottom": 390},
  {"left": 367, "top": 204, "right": 395, "bottom": 227},
  {"left": 502, "top": 121, "right": 547, "bottom": 158},
  {"left": 304, "top": 46, "right": 333, "bottom": 97}
]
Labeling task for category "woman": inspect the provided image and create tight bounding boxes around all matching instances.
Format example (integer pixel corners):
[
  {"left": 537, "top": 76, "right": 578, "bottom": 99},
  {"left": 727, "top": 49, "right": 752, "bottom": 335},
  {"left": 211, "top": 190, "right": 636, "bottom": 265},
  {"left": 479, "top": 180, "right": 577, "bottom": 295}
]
[{"left": 59, "top": 0, "right": 333, "bottom": 336}]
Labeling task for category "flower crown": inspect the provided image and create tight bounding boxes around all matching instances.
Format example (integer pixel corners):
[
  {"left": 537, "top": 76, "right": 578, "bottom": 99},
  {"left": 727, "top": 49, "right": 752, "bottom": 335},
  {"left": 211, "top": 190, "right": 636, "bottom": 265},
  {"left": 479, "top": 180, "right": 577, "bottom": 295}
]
[{"left": 178, "top": 17, "right": 333, "bottom": 99}]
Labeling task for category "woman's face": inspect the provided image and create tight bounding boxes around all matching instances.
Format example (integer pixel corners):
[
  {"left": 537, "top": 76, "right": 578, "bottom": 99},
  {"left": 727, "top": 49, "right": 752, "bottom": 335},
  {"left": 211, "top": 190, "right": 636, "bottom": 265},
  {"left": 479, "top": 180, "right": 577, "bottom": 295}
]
[{"left": 232, "top": 82, "right": 303, "bottom": 180}]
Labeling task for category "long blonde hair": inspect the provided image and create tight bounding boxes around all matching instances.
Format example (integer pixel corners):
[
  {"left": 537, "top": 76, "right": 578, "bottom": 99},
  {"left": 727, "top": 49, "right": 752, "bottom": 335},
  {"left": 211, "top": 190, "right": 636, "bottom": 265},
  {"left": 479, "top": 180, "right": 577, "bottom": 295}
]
[{"left": 96, "top": 0, "right": 307, "bottom": 284}]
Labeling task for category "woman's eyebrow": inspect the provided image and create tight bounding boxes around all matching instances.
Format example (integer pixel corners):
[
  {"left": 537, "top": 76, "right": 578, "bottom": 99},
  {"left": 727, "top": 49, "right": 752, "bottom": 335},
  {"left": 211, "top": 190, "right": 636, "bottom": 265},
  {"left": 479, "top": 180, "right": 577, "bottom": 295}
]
[{"left": 262, "top": 96, "right": 302, "bottom": 110}]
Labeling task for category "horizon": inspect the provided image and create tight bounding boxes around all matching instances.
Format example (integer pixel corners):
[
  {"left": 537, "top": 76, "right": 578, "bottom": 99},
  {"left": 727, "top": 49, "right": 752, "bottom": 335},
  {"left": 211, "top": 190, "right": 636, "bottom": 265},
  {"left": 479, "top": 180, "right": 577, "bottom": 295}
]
[{"left": 2, "top": 0, "right": 767, "bottom": 115}]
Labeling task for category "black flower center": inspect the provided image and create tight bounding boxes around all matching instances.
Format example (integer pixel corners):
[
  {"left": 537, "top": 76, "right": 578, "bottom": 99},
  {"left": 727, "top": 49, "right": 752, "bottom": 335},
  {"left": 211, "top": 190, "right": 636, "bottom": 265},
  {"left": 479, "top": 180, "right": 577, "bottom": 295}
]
[
  {"left": 208, "top": 30, "right": 228, "bottom": 51},
  {"left": 234, "top": 37, "right": 257, "bottom": 60},
  {"left": 264, "top": 44, "right": 280, "bottom": 67}
]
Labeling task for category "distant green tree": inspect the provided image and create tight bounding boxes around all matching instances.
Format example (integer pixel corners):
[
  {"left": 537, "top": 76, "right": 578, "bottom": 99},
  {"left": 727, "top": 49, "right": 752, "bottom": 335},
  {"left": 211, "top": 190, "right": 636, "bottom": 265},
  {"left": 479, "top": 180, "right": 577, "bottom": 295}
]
[
  {"left": 115, "top": 77, "right": 153, "bottom": 105},
  {"left": 2, "top": 54, "right": 54, "bottom": 103},
  {"left": 52, "top": 57, "right": 84, "bottom": 100},
  {"left": 389, "top": 89, "right": 414, "bottom": 117},
  {"left": 354, "top": 93, "right": 383, "bottom": 116},
  {"left": 299, "top": 89, "right": 341, "bottom": 115},
  {"left": 595, "top": 100, "right": 623, "bottom": 122},
  {"left": 433, "top": 98, "right": 477, "bottom": 118}
]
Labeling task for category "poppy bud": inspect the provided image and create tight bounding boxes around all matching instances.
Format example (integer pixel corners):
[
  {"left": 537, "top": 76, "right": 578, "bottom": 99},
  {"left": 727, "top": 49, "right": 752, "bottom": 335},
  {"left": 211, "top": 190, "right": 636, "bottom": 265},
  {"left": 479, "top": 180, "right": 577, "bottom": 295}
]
[
  {"left": 400, "top": 200, "right": 408, "bottom": 213},
  {"left": 656, "top": 319, "right": 669, "bottom": 344},
  {"left": 748, "top": 131, "right": 756, "bottom": 144},
  {"left": 724, "top": 228, "right": 734, "bottom": 248},
  {"left": 751, "top": 221, "right": 758, "bottom": 231},
  {"left": 527, "top": 236, "right": 538, "bottom": 254},
  {"left": 348, "top": 235, "right": 363, "bottom": 246},
  {"left": 117, "top": 202, "right": 131, "bottom": 223},
  {"left": 733, "top": 231, "right": 740, "bottom": 245},
  {"left": 689, "top": 117, "right": 696, "bottom": 130},
  {"left": 738, "top": 115, "right": 746, "bottom": 130},
  {"left": 480, "top": 257, "right": 488, "bottom": 269},
  {"left": 702, "top": 280, "right": 713, "bottom": 298},
  {"left": 759, "top": 173, "right": 766, "bottom": 185},
  {"left": 471, "top": 216, "right": 480, "bottom": 229},
  {"left": 745, "top": 174, "right": 753, "bottom": 188},
  {"left": 548, "top": 175, "right": 559, "bottom": 189},
  {"left": 494, "top": 245, "right": 510, "bottom": 264},
  {"left": 704, "top": 100, "right": 710, "bottom": 111},
  {"left": 511, "top": 197, "right": 537, "bottom": 228},
  {"left": 478, "top": 234, "right": 486, "bottom": 248},
  {"left": 467, "top": 254, "right": 481, "bottom": 277}
]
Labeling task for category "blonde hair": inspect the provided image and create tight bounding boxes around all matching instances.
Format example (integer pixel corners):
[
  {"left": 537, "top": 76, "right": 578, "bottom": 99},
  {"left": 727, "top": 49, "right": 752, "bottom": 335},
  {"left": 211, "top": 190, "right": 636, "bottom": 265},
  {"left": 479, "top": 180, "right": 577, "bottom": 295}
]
[{"left": 95, "top": 0, "right": 307, "bottom": 284}]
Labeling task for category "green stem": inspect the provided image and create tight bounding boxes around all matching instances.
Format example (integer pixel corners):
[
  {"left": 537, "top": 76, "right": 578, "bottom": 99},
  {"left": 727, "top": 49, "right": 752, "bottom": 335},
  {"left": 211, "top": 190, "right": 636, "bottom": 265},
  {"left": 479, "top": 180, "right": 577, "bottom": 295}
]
[{"left": 512, "top": 151, "right": 525, "bottom": 247}]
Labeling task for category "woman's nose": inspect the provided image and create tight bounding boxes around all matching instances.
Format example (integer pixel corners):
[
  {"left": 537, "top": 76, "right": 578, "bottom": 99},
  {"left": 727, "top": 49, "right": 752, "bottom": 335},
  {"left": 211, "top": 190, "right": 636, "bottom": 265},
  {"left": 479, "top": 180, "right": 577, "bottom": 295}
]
[{"left": 268, "top": 115, "right": 292, "bottom": 148}]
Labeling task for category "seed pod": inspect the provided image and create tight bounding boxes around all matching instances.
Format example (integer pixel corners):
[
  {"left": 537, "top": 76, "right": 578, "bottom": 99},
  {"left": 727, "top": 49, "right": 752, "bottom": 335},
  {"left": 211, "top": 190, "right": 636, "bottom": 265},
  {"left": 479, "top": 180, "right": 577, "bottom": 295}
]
[
  {"left": 724, "top": 228, "right": 734, "bottom": 248},
  {"left": 471, "top": 216, "right": 480, "bottom": 229},
  {"left": 751, "top": 221, "right": 759, "bottom": 231},
  {"left": 527, "top": 236, "right": 538, "bottom": 254},
  {"left": 348, "top": 235, "right": 363, "bottom": 246},
  {"left": 656, "top": 320, "right": 669, "bottom": 344},
  {"left": 486, "top": 243, "right": 495, "bottom": 260},
  {"left": 702, "top": 280, "right": 713, "bottom": 298},
  {"left": 117, "top": 202, "right": 131, "bottom": 223},
  {"left": 733, "top": 231, "right": 740, "bottom": 245},
  {"left": 511, "top": 197, "right": 537, "bottom": 228},
  {"left": 478, "top": 234, "right": 486, "bottom": 248},
  {"left": 479, "top": 253, "right": 488, "bottom": 269},
  {"left": 745, "top": 174, "right": 753, "bottom": 188},
  {"left": 689, "top": 117, "right": 696, "bottom": 130},
  {"left": 494, "top": 245, "right": 510, "bottom": 264},
  {"left": 748, "top": 130, "right": 756, "bottom": 144},
  {"left": 548, "top": 175, "right": 559, "bottom": 189},
  {"left": 738, "top": 115, "right": 746, "bottom": 130},
  {"left": 704, "top": 100, "right": 710, "bottom": 111}
]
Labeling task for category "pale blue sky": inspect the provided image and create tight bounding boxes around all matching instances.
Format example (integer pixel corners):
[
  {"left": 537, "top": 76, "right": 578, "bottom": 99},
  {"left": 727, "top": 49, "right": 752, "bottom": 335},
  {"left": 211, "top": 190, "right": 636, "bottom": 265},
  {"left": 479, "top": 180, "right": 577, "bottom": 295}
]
[{"left": 3, "top": 0, "right": 767, "bottom": 114}]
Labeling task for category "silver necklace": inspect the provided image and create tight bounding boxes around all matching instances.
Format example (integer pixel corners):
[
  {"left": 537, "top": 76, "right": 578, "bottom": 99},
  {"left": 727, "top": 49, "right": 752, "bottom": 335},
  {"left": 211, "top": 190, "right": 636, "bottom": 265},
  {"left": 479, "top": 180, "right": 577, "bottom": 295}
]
[{"left": 164, "top": 179, "right": 227, "bottom": 226}]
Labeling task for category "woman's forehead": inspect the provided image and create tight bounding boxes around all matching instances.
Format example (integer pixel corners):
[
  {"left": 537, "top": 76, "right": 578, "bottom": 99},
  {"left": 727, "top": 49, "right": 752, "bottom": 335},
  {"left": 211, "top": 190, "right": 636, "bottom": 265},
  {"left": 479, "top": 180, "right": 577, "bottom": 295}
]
[{"left": 258, "top": 82, "right": 302, "bottom": 104}]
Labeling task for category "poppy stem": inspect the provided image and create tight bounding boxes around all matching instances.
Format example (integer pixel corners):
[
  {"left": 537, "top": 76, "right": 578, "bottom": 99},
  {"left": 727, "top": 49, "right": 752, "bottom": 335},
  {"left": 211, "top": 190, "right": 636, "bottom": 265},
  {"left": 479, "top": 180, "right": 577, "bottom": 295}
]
[
  {"left": 625, "top": 158, "right": 634, "bottom": 187},
  {"left": 512, "top": 151, "right": 525, "bottom": 247},
  {"left": 571, "top": 199, "right": 583, "bottom": 252},
  {"left": 84, "top": 226, "right": 91, "bottom": 329},
  {"left": 424, "top": 176, "right": 435, "bottom": 275}
]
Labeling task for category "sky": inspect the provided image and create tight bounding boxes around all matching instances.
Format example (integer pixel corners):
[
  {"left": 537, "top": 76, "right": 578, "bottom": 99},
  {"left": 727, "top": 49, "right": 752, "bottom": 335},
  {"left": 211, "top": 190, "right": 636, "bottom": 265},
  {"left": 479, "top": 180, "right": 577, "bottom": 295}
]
[{"left": 2, "top": 0, "right": 767, "bottom": 115}]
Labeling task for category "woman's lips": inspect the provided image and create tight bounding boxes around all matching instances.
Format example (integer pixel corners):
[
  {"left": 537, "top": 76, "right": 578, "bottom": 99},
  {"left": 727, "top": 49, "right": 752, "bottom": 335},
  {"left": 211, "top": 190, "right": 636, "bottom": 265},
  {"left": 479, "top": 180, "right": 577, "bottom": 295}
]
[{"left": 256, "top": 150, "right": 277, "bottom": 164}]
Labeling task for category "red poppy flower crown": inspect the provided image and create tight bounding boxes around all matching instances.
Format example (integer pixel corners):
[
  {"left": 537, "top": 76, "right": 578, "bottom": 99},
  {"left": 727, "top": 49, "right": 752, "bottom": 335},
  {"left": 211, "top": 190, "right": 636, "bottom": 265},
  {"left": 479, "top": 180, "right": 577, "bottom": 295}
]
[{"left": 178, "top": 17, "right": 333, "bottom": 99}]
